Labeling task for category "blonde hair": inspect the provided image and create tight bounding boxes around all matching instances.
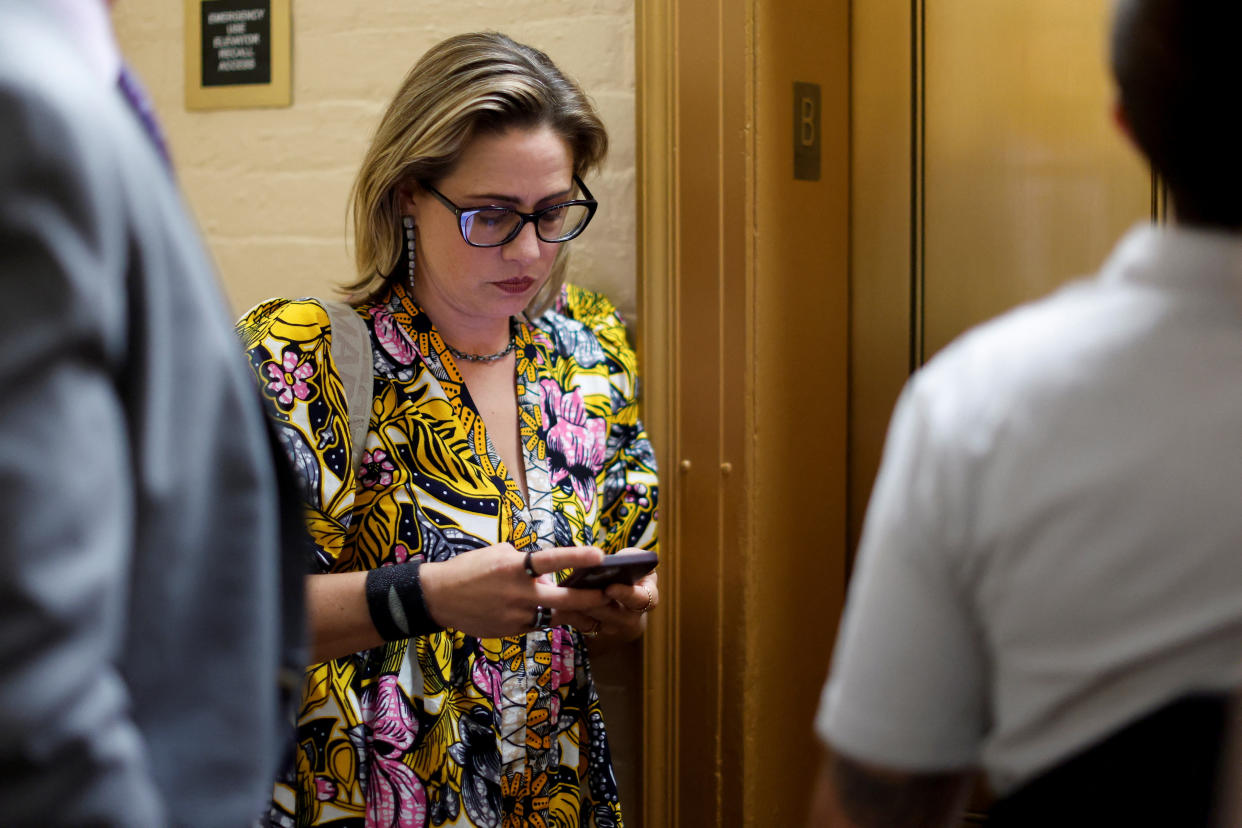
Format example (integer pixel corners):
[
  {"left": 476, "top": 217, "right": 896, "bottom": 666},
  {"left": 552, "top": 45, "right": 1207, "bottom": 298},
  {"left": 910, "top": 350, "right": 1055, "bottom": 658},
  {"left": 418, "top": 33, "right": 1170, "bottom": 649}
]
[{"left": 344, "top": 32, "right": 609, "bottom": 311}]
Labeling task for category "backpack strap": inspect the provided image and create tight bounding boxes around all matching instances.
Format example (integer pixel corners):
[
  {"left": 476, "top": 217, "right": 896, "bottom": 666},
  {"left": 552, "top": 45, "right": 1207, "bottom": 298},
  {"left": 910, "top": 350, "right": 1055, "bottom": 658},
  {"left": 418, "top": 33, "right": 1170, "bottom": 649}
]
[{"left": 318, "top": 300, "right": 372, "bottom": 474}]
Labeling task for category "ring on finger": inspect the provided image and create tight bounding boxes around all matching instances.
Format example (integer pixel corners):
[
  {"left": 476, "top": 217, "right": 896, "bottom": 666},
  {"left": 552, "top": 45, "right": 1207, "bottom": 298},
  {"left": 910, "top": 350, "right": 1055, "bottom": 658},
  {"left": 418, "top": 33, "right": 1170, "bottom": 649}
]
[
  {"left": 583, "top": 618, "right": 602, "bottom": 639},
  {"left": 530, "top": 605, "right": 552, "bottom": 629},
  {"left": 523, "top": 548, "right": 538, "bottom": 578},
  {"left": 625, "top": 584, "right": 655, "bottom": 614}
]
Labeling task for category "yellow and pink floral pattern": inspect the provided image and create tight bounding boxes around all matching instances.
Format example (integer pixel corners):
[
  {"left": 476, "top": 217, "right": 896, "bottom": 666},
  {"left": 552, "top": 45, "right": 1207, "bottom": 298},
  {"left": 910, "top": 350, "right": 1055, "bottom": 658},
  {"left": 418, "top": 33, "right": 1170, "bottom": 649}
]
[{"left": 238, "top": 281, "right": 659, "bottom": 828}]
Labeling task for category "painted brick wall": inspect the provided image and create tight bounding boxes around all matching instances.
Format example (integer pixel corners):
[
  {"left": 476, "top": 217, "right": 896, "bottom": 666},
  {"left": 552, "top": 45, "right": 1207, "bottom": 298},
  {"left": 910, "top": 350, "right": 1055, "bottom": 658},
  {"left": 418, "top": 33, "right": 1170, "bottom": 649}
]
[
  {"left": 112, "top": 2, "right": 644, "bottom": 821},
  {"left": 112, "top": 1, "right": 637, "bottom": 323}
]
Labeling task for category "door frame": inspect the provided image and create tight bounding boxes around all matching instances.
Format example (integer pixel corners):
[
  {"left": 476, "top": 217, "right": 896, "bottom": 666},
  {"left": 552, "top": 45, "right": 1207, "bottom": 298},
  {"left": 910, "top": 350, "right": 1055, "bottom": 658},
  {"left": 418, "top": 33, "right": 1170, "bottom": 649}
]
[{"left": 636, "top": 0, "right": 679, "bottom": 820}]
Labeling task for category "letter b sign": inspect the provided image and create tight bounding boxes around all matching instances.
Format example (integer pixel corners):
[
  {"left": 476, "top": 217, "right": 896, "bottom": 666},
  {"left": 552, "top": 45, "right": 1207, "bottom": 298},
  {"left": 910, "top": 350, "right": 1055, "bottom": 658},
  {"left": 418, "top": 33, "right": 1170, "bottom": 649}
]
[{"left": 793, "top": 82, "right": 821, "bottom": 181}]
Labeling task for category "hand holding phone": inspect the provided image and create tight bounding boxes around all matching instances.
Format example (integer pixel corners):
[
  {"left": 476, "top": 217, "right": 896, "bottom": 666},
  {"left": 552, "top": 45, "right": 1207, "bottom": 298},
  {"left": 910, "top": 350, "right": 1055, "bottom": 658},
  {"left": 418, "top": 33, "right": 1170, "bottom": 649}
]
[{"left": 561, "top": 549, "right": 658, "bottom": 589}]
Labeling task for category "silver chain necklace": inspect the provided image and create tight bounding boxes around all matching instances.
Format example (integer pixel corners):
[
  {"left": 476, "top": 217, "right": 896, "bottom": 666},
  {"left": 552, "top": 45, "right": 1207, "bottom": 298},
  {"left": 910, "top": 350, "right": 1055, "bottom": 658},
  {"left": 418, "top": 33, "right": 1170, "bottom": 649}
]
[{"left": 445, "top": 332, "right": 516, "bottom": 363}]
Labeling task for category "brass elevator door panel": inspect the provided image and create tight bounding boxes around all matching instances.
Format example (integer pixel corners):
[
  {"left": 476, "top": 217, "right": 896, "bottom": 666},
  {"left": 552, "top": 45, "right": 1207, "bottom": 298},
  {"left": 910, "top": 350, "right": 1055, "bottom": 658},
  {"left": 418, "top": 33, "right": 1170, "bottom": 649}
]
[
  {"left": 852, "top": 2, "right": 1156, "bottom": 816},
  {"left": 849, "top": 0, "right": 1153, "bottom": 555},
  {"left": 921, "top": 0, "right": 1151, "bottom": 360}
]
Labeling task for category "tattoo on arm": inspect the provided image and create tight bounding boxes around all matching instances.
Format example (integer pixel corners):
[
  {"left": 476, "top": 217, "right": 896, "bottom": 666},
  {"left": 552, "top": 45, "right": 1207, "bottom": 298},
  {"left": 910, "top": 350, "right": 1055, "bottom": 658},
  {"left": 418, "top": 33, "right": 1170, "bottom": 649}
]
[{"left": 830, "top": 754, "right": 970, "bottom": 828}]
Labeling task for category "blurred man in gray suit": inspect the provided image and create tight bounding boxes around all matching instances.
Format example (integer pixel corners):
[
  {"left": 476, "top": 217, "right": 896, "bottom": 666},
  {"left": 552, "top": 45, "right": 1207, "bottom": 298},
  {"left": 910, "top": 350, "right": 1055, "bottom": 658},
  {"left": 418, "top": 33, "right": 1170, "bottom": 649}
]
[{"left": 0, "top": 0, "right": 304, "bottom": 824}]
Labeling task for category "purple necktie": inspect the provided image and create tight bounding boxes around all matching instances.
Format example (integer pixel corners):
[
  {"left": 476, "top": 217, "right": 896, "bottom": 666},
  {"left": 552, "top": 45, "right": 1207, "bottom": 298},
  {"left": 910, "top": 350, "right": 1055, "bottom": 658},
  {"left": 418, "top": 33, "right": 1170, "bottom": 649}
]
[{"left": 116, "top": 64, "right": 171, "bottom": 168}]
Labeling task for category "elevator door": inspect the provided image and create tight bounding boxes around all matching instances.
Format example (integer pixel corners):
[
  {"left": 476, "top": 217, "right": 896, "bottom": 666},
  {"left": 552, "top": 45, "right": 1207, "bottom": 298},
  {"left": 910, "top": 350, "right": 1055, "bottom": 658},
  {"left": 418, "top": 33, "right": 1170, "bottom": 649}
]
[
  {"left": 854, "top": 0, "right": 1152, "bottom": 819},
  {"left": 851, "top": 1, "right": 1154, "bottom": 819},
  {"left": 850, "top": 0, "right": 1153, "bottom": 555},
  {"left": 921, "top": 1, "right": 1154, "bottom": 361}
]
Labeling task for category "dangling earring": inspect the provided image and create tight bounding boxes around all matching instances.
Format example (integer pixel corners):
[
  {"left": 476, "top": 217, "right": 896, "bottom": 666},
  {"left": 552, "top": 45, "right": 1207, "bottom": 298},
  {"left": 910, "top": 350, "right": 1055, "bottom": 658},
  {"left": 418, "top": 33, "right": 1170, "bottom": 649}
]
[{"left": 403, "top": 215, "right": 416, "bottom": 289}]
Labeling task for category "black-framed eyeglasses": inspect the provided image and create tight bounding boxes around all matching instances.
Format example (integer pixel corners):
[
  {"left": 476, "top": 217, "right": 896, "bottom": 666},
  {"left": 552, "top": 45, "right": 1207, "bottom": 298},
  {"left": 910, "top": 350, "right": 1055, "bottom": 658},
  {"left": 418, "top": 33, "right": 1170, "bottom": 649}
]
[{"left": 421, "top": 175, "right": 598, "bottom": 248}]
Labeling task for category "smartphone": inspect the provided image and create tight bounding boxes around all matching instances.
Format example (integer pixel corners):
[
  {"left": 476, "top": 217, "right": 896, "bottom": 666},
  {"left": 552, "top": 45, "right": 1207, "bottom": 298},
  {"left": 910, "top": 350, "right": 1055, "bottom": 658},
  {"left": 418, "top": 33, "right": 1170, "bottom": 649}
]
[{"left": 561, "top": 549, "right": 658, "bottom": 589}]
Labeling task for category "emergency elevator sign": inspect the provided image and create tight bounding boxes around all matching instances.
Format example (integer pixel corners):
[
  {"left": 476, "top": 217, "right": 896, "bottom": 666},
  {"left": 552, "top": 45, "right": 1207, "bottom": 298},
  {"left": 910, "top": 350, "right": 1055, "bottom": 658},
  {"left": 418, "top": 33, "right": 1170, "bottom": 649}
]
[
  {"left": 200, "top": 0, "right": 271, "bottom": 87},
  {"left": 185, "top": 0, "right": 290, "bottom": 109}
]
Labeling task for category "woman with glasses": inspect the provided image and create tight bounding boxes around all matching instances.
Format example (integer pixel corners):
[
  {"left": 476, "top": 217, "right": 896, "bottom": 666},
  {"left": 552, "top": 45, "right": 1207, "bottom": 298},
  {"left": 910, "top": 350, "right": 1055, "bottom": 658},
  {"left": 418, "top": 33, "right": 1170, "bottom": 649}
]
[{"left": 238, "top": 31, "right": 659, "bottom": 827}]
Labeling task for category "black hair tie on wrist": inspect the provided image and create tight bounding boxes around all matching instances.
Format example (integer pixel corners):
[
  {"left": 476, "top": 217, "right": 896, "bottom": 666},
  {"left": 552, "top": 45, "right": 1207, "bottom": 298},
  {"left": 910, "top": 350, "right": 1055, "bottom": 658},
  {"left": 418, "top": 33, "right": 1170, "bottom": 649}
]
[{"left": 365, "top": 561, "right": 445, "bottom": 641}]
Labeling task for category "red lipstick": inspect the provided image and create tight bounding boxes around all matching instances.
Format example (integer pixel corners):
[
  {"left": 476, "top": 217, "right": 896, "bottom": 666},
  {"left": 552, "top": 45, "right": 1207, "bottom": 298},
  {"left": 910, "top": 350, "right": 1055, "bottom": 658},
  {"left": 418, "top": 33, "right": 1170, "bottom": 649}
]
[{"left": 494, "top": 277, "right": 535, "bottom": 294}]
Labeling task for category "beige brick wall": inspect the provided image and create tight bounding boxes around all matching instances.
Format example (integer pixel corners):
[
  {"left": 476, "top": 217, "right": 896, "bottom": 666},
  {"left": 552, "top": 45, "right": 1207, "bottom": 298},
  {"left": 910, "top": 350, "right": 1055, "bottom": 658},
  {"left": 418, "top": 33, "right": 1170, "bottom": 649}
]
[
  {"left": 112, "top": 2, "right": 644, "bottom": 820},
  {"left": 112, "top": 1, "right": 637, "bottom": 323}
]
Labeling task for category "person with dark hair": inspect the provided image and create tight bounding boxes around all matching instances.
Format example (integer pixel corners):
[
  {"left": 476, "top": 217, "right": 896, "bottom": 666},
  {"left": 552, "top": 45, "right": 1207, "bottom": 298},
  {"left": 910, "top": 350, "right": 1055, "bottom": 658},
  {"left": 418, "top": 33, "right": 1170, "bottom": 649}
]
[
  {"left": 0, "top": 0, "right": 305, "bottom": 824},
  {"left": 238, "top": 32, "right": 659, "bottom": 827},
  {"left": 1110, "top": 0, "right": 1242, "bottom": 229},
  {"left": 808, "top": 2, "right": 1242, "bottom": 825}
]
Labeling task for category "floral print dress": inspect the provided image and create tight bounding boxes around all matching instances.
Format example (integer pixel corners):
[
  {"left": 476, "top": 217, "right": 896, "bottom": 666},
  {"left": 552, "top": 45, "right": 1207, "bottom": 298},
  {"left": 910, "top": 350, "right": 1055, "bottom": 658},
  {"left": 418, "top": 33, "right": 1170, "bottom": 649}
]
[{"left": 238, "top": 280, "right": 659, "bottom": 828}]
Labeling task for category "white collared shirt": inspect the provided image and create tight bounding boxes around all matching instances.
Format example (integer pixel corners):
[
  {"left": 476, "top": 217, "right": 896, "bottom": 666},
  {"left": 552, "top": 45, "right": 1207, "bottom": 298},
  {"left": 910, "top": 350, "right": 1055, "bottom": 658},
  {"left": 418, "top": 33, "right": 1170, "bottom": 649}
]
[{"left": 819, "top": 223, "right": 1242, "bottom": 794}]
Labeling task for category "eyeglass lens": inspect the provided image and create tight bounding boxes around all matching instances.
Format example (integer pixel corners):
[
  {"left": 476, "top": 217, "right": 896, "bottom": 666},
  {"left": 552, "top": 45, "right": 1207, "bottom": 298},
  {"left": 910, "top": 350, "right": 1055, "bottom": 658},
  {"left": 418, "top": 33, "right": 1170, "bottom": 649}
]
[{"left": 461, "top": 202, "right": 592, "bottom": 246}]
